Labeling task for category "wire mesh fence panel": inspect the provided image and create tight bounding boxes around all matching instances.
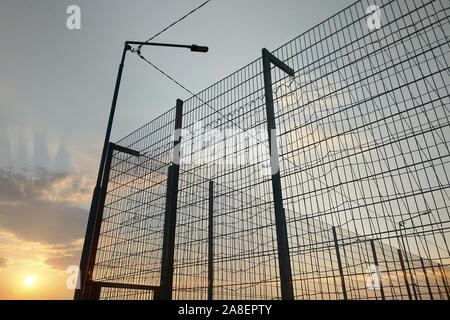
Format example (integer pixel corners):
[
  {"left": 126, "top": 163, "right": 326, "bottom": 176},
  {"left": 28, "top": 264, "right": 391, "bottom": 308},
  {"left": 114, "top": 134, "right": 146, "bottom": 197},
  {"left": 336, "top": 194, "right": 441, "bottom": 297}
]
[
  {"left": 90, "top": 0, "right": 450, "bottom": 300},
  {"left": 270, "top": 0, "right": 450, "bottom": 300}
]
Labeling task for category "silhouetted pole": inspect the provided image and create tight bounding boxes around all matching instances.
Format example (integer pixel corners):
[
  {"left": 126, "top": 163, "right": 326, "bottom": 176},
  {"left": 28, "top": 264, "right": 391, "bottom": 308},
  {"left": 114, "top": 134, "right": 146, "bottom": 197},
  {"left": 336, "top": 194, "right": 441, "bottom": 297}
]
[
  {"left": 155, "top": 99, "right": 183, "bottom": 300},
  {"left": 370, "top": 239, "right": 385, "bottom": 300},
  {"left": 262, "top": 48, "right": 295, "bottom": 301},
  {"left": 420, "top": 257, "right": 433, "bottom": 300},
  {"left": 332, "top": 226, "right": 347, "bottom": 300},
  {"left": 75, "top": 43, "right": 130, "bottom": 300},
  {"left": 398, "top": 223, "right": 418, "bottom": 299},
  {"left": 430, "top": 265, "right": 444, "bottom": 299},
  {"left": 398, "top": 249, "right": 412, "bottom": 300},
  {"left": 83, "top": 143, "right": 114, "bottom": 299},
  {"left": 438, "top": 263, "right": 450, "bottom": 300},
  {"left": 208, "top": 181, "right": 214, "bottom": 300}
]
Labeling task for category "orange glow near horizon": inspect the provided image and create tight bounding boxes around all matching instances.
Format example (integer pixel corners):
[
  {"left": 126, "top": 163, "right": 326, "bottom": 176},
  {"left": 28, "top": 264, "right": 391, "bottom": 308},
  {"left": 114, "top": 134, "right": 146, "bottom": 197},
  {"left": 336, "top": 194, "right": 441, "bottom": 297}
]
[
  {"left": 0, "top": 230, "right": 81, "bottom": 300},
  {"left": 0, "top": 266, "right": 76, "bottom": 300}
]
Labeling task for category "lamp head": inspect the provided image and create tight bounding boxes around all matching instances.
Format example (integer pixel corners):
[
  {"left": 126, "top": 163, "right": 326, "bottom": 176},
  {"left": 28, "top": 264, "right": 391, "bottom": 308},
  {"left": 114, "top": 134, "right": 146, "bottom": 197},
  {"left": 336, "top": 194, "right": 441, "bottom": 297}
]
[{"left": 190, "top": 44, "right": 209, "bottom": 53}]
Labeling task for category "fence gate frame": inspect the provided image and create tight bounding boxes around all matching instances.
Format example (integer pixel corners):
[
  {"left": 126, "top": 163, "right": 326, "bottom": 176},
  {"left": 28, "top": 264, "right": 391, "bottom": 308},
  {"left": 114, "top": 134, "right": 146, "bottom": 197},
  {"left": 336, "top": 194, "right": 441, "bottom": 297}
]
[{"left": 78, "top": 99, "right": 184, "bottom": 300}]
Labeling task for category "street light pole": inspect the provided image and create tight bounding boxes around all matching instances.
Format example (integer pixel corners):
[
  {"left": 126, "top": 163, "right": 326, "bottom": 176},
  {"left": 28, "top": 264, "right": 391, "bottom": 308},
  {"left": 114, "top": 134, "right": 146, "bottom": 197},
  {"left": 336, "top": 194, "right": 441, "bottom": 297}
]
[
  {"left": 74, "top": 42, "right": 129, "bottom": 300},
  {"left": 74, "top": 41, "right": 208, "bottom": 300}
]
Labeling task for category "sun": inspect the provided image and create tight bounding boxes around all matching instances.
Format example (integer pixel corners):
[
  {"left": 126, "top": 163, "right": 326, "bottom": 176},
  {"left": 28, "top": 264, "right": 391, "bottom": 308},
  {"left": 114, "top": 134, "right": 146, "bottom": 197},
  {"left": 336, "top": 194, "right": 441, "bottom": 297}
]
[{"left": 24, "top": 275, "right": 36, "bottom": 287}]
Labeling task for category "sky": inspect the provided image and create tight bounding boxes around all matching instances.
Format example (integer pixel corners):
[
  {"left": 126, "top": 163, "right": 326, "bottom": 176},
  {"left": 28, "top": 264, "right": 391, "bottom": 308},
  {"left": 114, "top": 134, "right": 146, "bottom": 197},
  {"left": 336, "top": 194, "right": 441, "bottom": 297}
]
[{"left": 0, "top": 0, "right": 357, "bottom": 299}]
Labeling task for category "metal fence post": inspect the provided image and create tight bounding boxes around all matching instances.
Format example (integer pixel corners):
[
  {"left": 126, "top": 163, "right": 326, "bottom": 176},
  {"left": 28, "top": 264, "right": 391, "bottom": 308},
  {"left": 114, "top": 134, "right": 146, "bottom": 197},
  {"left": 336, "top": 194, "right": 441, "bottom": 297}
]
[
  {"left": 430, "top": 265, "right": 443, "bottom": 299},
  {"left": 262, "top": 48, "right": 295, "bottom": 300},
  {"left": 208, "top": 181, "right": 214, "bottom": 300},
  {"left": 156, "top": 165, "right": 175, "bottom": 300},
  {"left": 370, "top": 239, "right": 385, "bottom": 300},
  {"left": 420, "top": 257, "right": 433, "bottom": 300},
  {"left": 155, "top": 99, "right": 183, "bottom": 300},
  {"left": 81, "top": 143, "right": 114, "bottom": 299},
  {"left": 332, "top": 226, "right": 347, "bottom": 300},
  {"left": 438, "top": 263, "right": 450, "bottom": 300},
  {"left": 87, "top": 282, "right": 102, "bottom": 300},
  {"left": 399, "top": 227, "right": 419, "bottom": 300},
  {"left": 398, "top": 249, "right": 413, "bottom": 300}
]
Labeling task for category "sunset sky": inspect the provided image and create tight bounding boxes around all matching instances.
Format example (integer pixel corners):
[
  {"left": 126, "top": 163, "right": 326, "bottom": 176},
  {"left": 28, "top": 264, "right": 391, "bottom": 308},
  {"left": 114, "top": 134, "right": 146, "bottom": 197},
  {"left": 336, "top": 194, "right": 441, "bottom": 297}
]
[{"left": 0, "top": 0, "right": 356, "bottom": 299}]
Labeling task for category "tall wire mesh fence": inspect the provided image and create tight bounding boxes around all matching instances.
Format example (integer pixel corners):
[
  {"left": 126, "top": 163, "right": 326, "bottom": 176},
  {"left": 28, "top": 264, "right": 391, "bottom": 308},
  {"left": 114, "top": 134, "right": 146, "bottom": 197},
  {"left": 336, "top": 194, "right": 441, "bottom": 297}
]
[{"left": 90, "top": 0, "right": 450, "bottom": 300}]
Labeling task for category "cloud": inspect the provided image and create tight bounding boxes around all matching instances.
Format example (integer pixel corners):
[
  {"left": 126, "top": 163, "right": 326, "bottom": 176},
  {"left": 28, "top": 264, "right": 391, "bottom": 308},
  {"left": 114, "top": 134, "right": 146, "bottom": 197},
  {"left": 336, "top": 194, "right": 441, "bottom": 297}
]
[
  {"left": 0, "top": 199, "right": 87, "bottom": 244},
  {"left": 43, "top": 238, "right": 84, "bottom": 271},
  {"left": 0, "top": 257, "right": 8, "bottom": 268},
  {"left": 0, "top": 230, "right": 83, "bottom": 272},
  {"left": 0, "top": 167, "right": 91, "bottom": 204},
  {"left": 0, "top": 167, "right": 89, "bottom": 244},
  {"left": 0, "top": 230, "right": 83, "bottom": 299},
  {"left": 44, "top": 254, "right": 79, "bottom": 271}
]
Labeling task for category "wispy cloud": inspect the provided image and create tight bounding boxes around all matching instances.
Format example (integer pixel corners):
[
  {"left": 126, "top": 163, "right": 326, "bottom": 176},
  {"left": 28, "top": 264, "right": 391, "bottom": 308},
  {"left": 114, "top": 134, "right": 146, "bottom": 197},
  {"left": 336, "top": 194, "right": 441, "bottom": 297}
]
[
  {"left": 0, "top": 230, "right": 82, "bottom": 271},
  {"left": 0, "top": 167, "right": 90, "bottom": 244},
  {"left": 0, "top": 256, "right": 8, "bottom": 268}
]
